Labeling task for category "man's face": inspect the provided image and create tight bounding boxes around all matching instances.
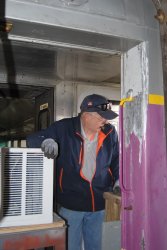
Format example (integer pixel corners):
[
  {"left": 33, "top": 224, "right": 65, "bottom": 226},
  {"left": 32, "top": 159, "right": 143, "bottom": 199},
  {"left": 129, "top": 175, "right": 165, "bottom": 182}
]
[{"left": 85, "top": 112, "right": 107, "bottom": 133}]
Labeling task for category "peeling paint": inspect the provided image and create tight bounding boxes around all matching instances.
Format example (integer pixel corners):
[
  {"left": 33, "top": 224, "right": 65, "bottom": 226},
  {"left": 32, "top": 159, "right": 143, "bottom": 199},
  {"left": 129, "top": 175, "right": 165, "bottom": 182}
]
[
  {"left": 122, "top": 42, "right": 149, "bottom": 163},
  {"left": 124, "top": 93, "right": 144, "bottom": 144},
  {"left": 124, "top": 93, "right": 147, "bottom": 163}
]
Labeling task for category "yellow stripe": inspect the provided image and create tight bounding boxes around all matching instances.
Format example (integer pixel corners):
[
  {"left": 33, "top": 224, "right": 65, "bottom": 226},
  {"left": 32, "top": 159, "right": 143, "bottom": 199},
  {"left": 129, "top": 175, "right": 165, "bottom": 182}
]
[
  {"left": 120, "top": 94, "right": 164, "bottom": 106},
  {"left": 148, "top": 94, "right": 164, "bottom": 105},
  {"left": 120, "top": 97, "right": 134, "bottom": 106}
]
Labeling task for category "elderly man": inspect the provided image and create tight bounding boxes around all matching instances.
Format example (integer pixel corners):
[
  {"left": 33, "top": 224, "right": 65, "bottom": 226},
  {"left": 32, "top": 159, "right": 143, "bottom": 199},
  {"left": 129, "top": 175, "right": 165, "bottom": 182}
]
[{"left": 27, "top": 94, "right": 120, "bottom": 250}]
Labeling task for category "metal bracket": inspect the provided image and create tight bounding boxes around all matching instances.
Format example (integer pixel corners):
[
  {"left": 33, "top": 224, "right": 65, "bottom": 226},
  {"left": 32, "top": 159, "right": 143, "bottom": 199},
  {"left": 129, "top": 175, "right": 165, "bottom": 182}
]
[
  {"left": 0, "top": 20, "right": 13, "bottom": 33},
  {"left": 155, "top": 9, "right": 167, "bottom": 24}
]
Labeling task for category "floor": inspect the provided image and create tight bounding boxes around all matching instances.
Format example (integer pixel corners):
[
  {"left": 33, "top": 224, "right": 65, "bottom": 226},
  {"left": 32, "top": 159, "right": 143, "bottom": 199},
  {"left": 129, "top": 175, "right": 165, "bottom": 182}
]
[{"left": 102, "top": 221, "right": 121, "bottom": 250}]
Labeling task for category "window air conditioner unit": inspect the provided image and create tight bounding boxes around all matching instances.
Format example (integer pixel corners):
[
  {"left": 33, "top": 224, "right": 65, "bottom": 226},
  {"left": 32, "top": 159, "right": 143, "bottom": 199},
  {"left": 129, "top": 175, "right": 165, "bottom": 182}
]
[{"left": 0, "top": 148, "right": 54, "bottom": 227}]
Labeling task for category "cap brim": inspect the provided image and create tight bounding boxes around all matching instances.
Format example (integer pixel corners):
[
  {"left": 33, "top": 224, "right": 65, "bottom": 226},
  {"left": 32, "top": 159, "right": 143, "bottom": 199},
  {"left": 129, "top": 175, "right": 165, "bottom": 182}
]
[{"left": 97, "top": 110, "right": 118, "bottom": 120}]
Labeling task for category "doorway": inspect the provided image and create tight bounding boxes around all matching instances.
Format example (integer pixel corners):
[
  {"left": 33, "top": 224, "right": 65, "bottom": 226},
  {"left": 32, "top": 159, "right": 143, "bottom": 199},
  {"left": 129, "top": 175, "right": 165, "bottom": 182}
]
[
  {"left": 0, "top": 84, "right": 54, "bottom": 147},
  {"left": 0, "top": 36, "right": 145, "bottom": 250}
]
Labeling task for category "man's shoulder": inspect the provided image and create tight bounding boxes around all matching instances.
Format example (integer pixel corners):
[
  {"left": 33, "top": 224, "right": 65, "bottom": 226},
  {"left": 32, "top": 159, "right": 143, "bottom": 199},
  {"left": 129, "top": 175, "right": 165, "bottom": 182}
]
[
  {"left": 102, "top": 123, "right": 118, "bottom": 140},
  {"left": 57, "top": 116, "right": 79, "bottom": 124},
  {"left": 55, "top": 116, "right": 80, "bottom": 130},
  {"left": 103, "top": 123, "right": 116, "bottom": 132}
]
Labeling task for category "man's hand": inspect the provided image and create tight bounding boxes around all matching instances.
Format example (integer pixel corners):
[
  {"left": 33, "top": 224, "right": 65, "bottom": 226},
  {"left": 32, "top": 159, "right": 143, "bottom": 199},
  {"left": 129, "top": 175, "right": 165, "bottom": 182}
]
[
  {"left": 113, "top": 186, "right": 121, "bottom": 196},
  {"left": 41, "top": 138, "right": 58, "bottom": 159}
]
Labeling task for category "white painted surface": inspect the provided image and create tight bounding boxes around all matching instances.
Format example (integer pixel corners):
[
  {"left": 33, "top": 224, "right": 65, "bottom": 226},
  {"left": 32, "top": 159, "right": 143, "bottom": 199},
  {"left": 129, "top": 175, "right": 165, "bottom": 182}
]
[
  {"left": 122, "top": 43, "right": 148, "bottom": 98},
  {"left": 121, "top": 43, "right": 148, "bottom": 161}
]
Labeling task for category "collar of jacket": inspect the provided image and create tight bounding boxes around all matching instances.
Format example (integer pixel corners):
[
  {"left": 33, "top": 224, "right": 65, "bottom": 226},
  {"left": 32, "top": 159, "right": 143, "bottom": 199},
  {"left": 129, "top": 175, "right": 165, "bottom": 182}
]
[{"left": 73, "top": 114, "right": 113, "bottom": 138}]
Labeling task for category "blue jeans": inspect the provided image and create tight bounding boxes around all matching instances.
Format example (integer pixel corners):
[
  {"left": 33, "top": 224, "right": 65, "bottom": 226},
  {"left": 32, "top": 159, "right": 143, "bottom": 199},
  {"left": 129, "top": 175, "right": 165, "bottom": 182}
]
[{"left": 59, "top": 207, "right": 105, "bottom": 250}]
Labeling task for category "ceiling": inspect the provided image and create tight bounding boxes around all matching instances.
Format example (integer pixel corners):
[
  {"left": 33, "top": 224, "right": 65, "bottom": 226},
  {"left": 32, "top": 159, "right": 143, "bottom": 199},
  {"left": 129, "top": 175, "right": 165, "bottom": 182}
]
[
  {"left": 0, "top": 40, "right": 121, "bottom": 84},
  {"left": 0, "top": 40, "right": 121, "bottom": 141}
]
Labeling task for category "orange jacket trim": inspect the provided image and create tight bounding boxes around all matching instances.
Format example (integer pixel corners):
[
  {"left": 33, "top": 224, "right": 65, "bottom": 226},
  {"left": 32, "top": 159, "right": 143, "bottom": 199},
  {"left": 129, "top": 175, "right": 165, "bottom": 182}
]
[{"left": 59, "top": 168, "right": 63, "bottom": 192}]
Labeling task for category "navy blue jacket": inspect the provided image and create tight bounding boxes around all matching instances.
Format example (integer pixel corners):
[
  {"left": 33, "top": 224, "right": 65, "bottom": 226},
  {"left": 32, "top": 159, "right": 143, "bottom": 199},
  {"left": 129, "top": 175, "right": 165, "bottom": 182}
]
[{"left": 27, "top": 115, "right": 119, "bottom": 212}]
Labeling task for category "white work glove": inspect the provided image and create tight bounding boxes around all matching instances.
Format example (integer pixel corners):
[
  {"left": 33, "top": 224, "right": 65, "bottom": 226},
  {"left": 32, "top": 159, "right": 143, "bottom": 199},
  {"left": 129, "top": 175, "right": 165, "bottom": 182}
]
[{"left": 41, "top": 138, "right": 58, "bottom": 159}]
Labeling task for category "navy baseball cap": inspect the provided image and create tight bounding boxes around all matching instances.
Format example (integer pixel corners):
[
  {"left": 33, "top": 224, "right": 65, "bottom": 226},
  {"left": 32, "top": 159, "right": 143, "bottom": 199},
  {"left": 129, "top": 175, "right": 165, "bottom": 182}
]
[{"left": 80, "top": 94, "right": 118, "bottom": 120}]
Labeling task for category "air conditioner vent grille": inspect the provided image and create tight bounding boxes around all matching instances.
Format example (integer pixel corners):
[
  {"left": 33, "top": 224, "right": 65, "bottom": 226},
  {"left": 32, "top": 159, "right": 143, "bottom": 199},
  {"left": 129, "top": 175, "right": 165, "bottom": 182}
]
[
  {"left": 25, "top": 153, "right": 43, "bottom": 215},
  {"left": 0, "top": 148, "right": 53, "bottom": 227},
  {"left": 3, "top": 152, "right": 22, "bottom": 216}
]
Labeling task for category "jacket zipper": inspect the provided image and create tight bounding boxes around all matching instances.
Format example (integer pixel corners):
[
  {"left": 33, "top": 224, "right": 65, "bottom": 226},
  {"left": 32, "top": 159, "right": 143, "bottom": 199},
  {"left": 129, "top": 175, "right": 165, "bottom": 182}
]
[
  {"left": 90, "top": 183, "right": 95, "bottom": 212},
  {"left": 77, "top": 129, "right": 113, "bottom": 212},
  {"left": 75, "top": 132, "right": 84, "bottom": 165}
]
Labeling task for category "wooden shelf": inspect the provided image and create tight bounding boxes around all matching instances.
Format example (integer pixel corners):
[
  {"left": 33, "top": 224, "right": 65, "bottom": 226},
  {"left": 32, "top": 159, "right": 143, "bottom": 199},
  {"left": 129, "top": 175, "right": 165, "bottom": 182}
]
[{"left": 103, "top": 192, "right": 121, "bottom": 222}]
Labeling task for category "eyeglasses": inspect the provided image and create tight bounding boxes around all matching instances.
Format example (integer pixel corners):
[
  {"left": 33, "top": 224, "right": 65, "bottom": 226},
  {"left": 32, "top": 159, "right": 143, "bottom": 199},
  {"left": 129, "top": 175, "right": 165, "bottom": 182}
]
[{"left": 95, "top": 101, "right": 112, "bottom": 111}]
